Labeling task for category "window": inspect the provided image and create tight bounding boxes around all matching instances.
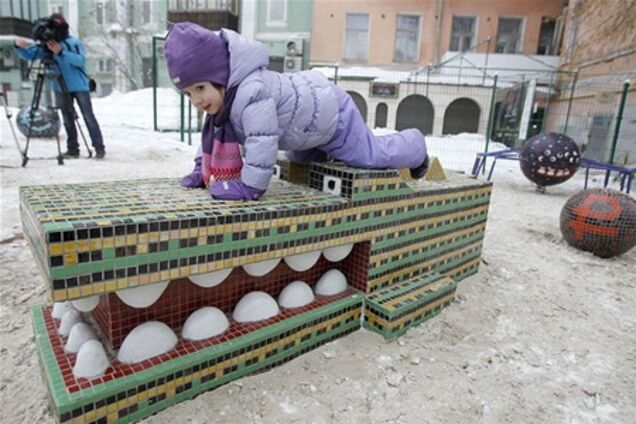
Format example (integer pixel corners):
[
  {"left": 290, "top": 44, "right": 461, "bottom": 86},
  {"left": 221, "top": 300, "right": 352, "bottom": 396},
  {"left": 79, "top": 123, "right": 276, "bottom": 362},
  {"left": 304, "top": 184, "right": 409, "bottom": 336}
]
[
  {"left": 267, "top": 0, "right": 286, "bottom": 25},
  {"left": 496, "top": 17, "right": 524, "bottom": 54},
  {"left": 142, "top": 1, "right": 154, "bottom": 24},
  {"left": 450, "top": 16, "right": 476, "bottom": 52},
  {"left": 394, "top": 14, "right": 420, "bottom": 62},
  {"left": 1, "top": 0, "right": 38, "bottom": 19},
  {"left": 537, "top": 17, "right": 556, "bottom": 55},
  {"left": 96, "top": 2, "right": 105, "bottom": 25},
  {"left": 344, "top": 13, "right": 369, "bottom": 61},
  {"left": 50, "top": 5, "right": 64, "bottom": 15},
  {"left": 98, "top": 59, "right": 115, "bottom": 72}
]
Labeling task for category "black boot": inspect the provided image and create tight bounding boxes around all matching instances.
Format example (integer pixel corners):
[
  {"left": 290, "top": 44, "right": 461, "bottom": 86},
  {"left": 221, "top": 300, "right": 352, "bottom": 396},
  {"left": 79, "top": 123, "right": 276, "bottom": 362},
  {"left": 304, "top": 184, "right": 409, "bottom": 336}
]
[
  {"left": 62, "top": 150, "right": 80, "bottom": 159},
  {"left": 95, "top": 150, "right": 106, "bottom": 159},
  {"left": 409, "top": 156, "right": 430, "bottom": 179}
]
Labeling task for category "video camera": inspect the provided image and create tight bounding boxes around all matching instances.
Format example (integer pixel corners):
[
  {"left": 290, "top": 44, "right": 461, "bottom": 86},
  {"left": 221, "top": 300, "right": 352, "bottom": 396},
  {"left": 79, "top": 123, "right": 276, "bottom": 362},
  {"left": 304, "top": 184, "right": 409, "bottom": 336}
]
[{"left": 32, "top": 16, "right": 69, "bottom": 45}]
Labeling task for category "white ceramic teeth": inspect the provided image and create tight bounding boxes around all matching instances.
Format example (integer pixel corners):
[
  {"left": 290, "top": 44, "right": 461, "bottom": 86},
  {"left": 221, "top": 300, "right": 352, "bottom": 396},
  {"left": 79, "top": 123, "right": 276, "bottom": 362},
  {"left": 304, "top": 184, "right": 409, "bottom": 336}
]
[
  {"left": 243, "top": 258, "right": 280, "bottom": 277},
  {"left": 59, "top": 309, "right": 82, "bottom": 336},
  {"left": 315, "top": 269, "right": 348, "bottom": 296},
  {"left": 116, "top": 281, "right": 170, "bottom": 308},
  {"left": 117, "top": 321, "right": 178, "bottom": 364},
  {"left": 284, "top": 251, "right": 321, "bottom": 272},
  {"left": 73, "top": 340, "right": 110, "bottom": 380},
  {"left": 323, "top": 243, "right": 354, "bottom": 262},
  {"left": 278, "top": 281, "right": 314, "bottom": 309},
  {"left": 233, "top": 291, "right": 280, "bottom": 323},
  {"left": 65, "top": 322, "right": 97, "bottom": 353},
  {"left": 72, "top": 295, "right": 100, "bottom": 312},
  {"left": 52, "top": 301, "right": 75, "bottom": 319},
  {"left": 182, "top": 307, "right": 229, "bottom": 341},
  {"left": 189, "top": 268, "right": 232, "bottom": 288}
]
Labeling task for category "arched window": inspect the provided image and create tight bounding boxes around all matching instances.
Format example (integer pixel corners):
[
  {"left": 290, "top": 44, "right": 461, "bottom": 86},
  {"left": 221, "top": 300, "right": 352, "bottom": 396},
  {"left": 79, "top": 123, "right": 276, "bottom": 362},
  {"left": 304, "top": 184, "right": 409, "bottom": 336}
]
[
  {"left": 442, "top": 98, "right": 481, "bottom": 134},
  {"left": 346, "top": 91, "right": 367, "bottom": 123},
  {"left": 396, "top": 95, "right": 434, "bottom": 134},
  {"left": 374, "top": 103, "right": 388, "bottom": 128}
]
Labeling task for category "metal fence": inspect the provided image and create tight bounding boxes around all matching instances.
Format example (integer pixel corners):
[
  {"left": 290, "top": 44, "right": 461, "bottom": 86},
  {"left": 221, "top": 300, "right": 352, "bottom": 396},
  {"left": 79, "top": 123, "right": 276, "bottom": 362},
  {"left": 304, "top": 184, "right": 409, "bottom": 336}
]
[
  {"left": 151, "top": 35, "right": 202, "bottom": 144},
  {"left": 152, "top": 40, "right": 634, "bottom": 175}
]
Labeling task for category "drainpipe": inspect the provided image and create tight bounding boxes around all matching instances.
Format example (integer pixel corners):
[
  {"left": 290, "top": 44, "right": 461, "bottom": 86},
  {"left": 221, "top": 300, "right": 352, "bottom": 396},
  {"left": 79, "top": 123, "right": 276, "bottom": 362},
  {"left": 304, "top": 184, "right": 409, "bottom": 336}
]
[
  {"left": 433, "top": 0, "right": 444, "bottom": 65},
  {"left": 608, "top": 80, "right": 630, "bottom": 165}
]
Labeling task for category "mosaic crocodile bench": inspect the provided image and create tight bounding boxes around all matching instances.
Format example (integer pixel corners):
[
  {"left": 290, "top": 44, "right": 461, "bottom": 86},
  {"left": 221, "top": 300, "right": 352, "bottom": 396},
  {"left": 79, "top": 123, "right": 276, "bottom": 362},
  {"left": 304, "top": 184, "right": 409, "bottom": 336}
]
[{"left": 20, "top": 159, "right": 492, "bottom": 423}]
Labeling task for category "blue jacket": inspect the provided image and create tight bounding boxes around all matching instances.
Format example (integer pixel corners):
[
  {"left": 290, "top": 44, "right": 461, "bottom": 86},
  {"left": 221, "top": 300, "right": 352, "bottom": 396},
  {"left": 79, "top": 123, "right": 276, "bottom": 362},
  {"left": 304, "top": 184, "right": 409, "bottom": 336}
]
[{"left": 14, "top": 36, "right": 89, "bottom": 93}]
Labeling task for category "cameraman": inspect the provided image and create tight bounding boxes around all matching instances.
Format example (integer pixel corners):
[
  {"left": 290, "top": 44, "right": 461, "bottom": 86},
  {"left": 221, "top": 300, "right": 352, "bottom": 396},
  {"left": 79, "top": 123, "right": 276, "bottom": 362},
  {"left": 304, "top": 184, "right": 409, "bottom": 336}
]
[{"left": 14, "top": 13, "right": 106, "bottom": 159}]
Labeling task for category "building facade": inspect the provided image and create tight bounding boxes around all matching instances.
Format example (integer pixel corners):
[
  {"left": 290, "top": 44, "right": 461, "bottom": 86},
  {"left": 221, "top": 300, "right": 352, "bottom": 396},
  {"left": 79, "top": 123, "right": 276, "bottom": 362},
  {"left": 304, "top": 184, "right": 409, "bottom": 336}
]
[
  {"left": 240, "top": 0, "right": 312, "bottom": 73},
  {"left": 307, "top": 0, "right": 566, "bottom": 137},
  {"left": 0, "top": 0, "right": 48, "bottom": 106},
  {"left": 546, "top": 0, "right": 636, "bottom": 163},
  {"left": 76, "top": 0, "right": 168, "bottom": 97},
  {"left": 310, "top": 0, "right": 566, "bottom": 67}
]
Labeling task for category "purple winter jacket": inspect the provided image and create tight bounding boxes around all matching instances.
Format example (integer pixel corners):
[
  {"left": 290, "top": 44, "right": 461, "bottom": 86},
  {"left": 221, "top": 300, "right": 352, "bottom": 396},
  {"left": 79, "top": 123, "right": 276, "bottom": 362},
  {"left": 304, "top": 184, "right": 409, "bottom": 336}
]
[
  {"left": 219, "top": 29, "right": 338, "bottom": 191},
  {"left": 213, "top": 29, "right": 425, "bottom": 192}
]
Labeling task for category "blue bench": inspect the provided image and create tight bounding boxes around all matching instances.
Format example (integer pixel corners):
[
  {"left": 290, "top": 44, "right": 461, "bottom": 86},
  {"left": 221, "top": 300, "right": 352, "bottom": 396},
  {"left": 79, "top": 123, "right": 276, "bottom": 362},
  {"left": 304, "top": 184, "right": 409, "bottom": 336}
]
[{"left": 471, "top": 148, "right": 634, "bottom": 193}]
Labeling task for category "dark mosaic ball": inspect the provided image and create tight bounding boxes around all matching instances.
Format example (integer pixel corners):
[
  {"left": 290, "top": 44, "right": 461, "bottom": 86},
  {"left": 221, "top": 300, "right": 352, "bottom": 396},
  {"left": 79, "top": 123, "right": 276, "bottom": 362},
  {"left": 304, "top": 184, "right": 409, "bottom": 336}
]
[
  {"left": 560, "top": 188, "right": 636, "bottom": 258},
  {"left": 16, "top": 106, "right": 60, "bottom": 138},
  {"left": 520, "top": 132, "right": 580, "bottom": 186}
]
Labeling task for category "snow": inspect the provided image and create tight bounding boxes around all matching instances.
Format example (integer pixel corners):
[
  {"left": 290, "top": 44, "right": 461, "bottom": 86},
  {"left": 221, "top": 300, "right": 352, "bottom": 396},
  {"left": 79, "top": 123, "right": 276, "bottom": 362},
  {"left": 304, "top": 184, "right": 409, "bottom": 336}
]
[{"left": 1, "top": 88, "right": 635, "bottom": 423}]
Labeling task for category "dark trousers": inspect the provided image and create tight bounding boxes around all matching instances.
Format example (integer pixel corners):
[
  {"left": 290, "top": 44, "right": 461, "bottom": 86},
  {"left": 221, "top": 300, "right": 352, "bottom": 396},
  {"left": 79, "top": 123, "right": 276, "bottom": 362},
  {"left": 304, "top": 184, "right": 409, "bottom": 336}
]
[{"left": 55, "top": 91, "right": 105, "bottom": 153}]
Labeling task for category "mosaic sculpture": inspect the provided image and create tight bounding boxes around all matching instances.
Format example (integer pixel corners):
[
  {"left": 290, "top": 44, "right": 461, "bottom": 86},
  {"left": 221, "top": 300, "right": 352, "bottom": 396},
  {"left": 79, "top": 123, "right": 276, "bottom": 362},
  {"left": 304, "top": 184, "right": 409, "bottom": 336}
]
[
  {"left": 560, "top": 188, "right": 636, "bottom": 258},
  {"left": 520, "top": 132, "right": 581, "bottom": 187},
  {"left": 21, "top": 159, "right": 492, "bottom": 423}
]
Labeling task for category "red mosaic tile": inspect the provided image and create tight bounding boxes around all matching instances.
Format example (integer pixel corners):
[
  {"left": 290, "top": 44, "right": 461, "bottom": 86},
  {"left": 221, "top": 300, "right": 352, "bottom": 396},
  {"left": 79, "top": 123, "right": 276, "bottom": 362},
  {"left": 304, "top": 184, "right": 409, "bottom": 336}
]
[
  {"left": 42, "top": 286, "right": 357, "bottom": 393},
  {"left": 91, "top": 242, "right": 370, "bottom": 348}
]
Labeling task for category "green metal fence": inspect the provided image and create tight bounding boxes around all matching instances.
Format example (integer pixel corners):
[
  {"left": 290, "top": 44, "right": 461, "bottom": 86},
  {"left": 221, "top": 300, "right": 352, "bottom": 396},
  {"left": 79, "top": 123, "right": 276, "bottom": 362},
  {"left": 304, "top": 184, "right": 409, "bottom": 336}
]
[{"left": 152, "top": 35, "right": 201, "bottom": 145}]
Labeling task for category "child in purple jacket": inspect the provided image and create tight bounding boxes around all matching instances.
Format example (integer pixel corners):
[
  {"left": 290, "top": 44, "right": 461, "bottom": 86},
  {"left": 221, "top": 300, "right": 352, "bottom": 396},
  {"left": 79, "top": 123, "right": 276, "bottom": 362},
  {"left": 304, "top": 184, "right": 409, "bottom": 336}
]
[{"left": 165, "top": 22, "right": 428, "bottom": 201}]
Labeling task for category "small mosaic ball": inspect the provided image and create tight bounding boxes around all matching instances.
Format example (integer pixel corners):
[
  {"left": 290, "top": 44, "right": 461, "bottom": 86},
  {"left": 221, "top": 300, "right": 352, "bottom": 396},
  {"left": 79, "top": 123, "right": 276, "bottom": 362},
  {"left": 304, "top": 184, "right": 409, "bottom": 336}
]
[
  {"left": 560, "top": 188, "right": 636, "bottom": 258},
  {"left": 520, "top": 132, "right": 580, "bottom": 186}
]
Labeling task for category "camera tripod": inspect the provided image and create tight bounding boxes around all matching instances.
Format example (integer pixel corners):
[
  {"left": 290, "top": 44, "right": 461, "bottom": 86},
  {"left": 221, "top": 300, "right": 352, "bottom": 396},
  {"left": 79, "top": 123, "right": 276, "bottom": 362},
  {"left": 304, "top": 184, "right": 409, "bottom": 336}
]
[{"left": 8, "top": 47, "right": 92, "bottom": 167}]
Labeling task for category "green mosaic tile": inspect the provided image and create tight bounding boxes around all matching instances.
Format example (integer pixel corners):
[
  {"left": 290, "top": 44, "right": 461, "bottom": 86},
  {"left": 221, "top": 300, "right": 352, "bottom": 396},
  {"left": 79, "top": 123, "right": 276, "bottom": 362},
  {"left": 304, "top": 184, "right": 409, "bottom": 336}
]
[
  {"left": 33, "top": 294, "right": 363, "bottom": 423},
  {"left": 20, "top": 166, "right": 491, "bottom": 301},
  {"left": 364, "top": 272, "right": 457, "bottom": 340}
]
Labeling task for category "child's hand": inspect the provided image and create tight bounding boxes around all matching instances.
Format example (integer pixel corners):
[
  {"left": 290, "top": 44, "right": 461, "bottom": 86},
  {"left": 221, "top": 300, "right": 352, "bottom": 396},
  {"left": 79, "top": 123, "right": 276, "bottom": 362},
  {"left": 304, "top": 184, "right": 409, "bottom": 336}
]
[
  {"left": 181, "top": 155, "right": 205, "bottom": 188},
  {"left": 209, "top": 180, "right": 264, "bottom": 201}
]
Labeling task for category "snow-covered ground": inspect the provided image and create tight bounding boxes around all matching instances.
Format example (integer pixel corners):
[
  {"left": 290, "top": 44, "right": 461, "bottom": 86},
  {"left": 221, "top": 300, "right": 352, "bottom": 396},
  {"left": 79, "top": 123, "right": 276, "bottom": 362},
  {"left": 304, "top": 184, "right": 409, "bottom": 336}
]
[{"left": 1, "top": 89, "right": 635, "bottom": 423}]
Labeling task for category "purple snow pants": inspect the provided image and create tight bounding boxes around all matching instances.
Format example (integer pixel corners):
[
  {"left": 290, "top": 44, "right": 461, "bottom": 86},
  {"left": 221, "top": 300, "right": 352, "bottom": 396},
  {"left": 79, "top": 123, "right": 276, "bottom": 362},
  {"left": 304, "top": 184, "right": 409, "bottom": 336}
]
[{"left": 320, "top": 86, "right": 426, "bottom": 169}]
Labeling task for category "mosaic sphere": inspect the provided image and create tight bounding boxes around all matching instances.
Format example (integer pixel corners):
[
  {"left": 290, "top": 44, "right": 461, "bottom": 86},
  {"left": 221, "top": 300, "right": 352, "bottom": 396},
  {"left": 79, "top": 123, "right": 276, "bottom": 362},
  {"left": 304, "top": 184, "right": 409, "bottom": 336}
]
[
  {"left": 520, "top": 132, "right": 580, "bottom": 186},
  {"left": 560, "top": 188, "right": 636, "bottom": 258},
  {"left": 16, "top": 106, "right": 60, "bottom": 138}
]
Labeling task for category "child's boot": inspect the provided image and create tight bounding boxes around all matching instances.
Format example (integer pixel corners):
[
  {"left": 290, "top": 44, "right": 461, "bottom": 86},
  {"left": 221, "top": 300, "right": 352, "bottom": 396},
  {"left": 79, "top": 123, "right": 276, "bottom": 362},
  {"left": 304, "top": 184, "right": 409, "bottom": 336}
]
[{"left": 409, "top": 155, "right": 430, "bottom": 179}]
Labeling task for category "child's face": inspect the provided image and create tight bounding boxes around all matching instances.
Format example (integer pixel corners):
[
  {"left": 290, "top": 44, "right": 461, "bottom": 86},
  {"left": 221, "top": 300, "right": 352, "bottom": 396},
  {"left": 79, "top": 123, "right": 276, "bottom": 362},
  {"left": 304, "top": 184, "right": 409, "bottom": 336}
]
[{"left": 183, "top": 82, "right": 224, "bottom": 115}]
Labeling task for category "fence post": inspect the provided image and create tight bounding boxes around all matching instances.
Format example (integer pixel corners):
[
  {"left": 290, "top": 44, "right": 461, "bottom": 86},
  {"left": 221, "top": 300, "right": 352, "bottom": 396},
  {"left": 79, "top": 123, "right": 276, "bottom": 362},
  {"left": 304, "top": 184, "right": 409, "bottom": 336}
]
[
  {"left": 482, "top": 37, "right": 491, "bottom": 86},
  {"left": 563, "top": 70, "right": 578, "bottom": 134},
  {"left": 609, "top": 80, "right": 630, "bottom": 164},
  {"left": 483, "top": 74, "right": 498, "bottom": 174},
  {"left": 541, "top": 71, "right": 555, "bottom": 133},
  {"left": 188, "top": 99, "right": 192, "bottom": 146},
  {"left": 152, "top": 36, "right": 158, "bottom": 132},
  {"left": 180, "top": 93, "right": 184, "bottom": 142}
]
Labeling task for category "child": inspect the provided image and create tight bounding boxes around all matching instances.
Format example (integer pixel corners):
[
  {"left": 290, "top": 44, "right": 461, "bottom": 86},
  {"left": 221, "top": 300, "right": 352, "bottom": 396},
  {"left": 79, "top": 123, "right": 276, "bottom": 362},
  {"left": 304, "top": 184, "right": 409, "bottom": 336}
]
[{"left": 165, "top": 22, "right": 428, "bottom": 201}]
